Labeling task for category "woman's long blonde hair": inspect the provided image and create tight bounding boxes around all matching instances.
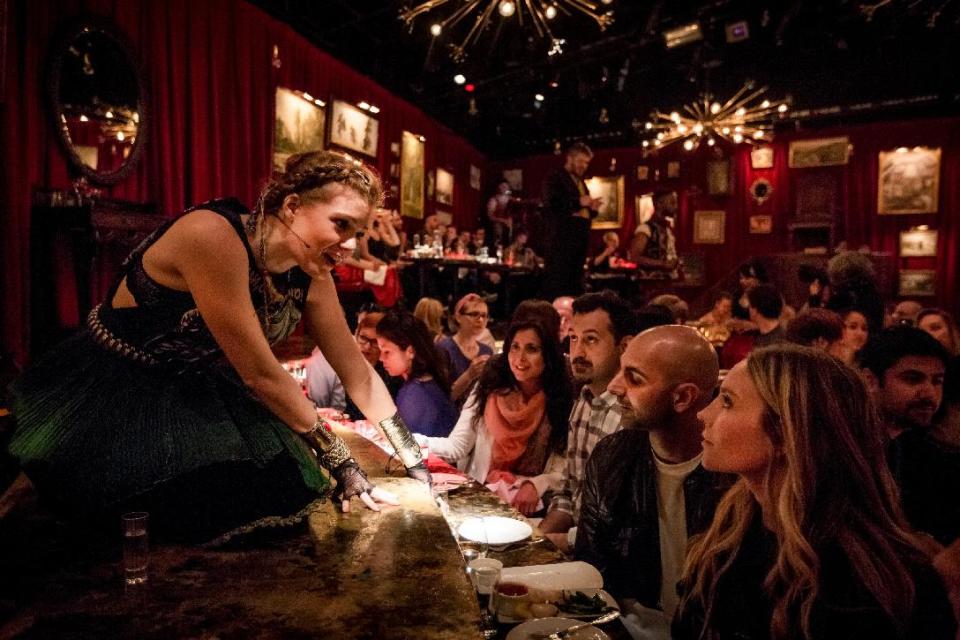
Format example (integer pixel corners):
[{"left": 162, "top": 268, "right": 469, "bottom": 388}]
[
  {"left": 678, "top": 344, "right": 928, "bottom": 640},
  {"left": 414, "top": 297, "right": 445, "bottom": 339}
]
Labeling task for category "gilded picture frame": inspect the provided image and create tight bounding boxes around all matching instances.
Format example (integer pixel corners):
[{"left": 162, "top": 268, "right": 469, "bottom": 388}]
[
  {"left": 586, "top": 175, "right": 625, "bottom": 230},
  {"left": 436, "top": 167, "right": 454, "bottom": 205},
  {"left": 329, "top": 99, "right": 378, "bottom": 158},
  {"left": 788, "top": 137, "right": 850, "bottom": 168},
  {"left": 400, "top": 131, "right": 425, "bottom": 219},
  {"left": 273, "top": 87, "right": 326, "bottom": 173},
  {"left": 898, "top": 270, "right": 936, "bottom": 297},
  {"left": 899, "top": 228, "right": 938, "bottom": 257},
  {"left": 878, "top": 147, "right": 941, "bottom": 215},
  {"left": 693, "top": 210, "right": 726, "bottom": 244}
]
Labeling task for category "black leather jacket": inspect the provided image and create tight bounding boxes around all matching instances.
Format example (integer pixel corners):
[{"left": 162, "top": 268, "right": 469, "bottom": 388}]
[{"left": 574, "top": 427, "right": 732, "bottom": 609}]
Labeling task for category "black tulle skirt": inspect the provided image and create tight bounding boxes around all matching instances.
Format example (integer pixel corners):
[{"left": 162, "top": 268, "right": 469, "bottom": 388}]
[{"left": 8, "top": 331, "right": 330, "bottom": 544}]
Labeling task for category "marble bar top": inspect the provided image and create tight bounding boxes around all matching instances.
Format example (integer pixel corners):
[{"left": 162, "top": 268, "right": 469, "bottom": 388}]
[{"left": 0, "top": 427, "right": 485, "bottom": 639}]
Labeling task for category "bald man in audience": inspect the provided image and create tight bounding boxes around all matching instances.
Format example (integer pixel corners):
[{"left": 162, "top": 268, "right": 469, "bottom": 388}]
[
  {"left": 891, "top": 300, "right": 924, "bottom": 327},
  {"left": 575, "top": 326, "right": 732, "bottom": 638}
]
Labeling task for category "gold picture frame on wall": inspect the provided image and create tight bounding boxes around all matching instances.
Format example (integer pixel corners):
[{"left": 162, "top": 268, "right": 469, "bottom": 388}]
[
  {"left": 400, "top": 131, "right": 425, "bottom": 219},
  {"left": 436, "top": 167, "right": 454, "bottom": 205},
  {"left": 273, "top": 87, "right": 326, "bottom": 173},
  {"left": 899, "top": 228, "right": 938, "bottom": 257},
  {"left": 898, "top": 270, "right": 936, "bottom": 297},
  {"left": 788, "top": 137, "right": 850, "bottom": 168},
  {"left": 878, "top": 147, "right": 941, "bottom": 215},
  {"left": 586, "top": 175, "right": 625, "bottom": 230},
  {"left": 329, "top": 99, "right": 378, "bottom": 158},
  {"left": 693, "top": 210, "right": 726, "bottom": 244}
]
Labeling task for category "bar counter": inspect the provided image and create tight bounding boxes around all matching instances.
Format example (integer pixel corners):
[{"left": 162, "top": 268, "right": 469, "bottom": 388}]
[{"left": 0, "top": 427, "right": 485, "bottom": 639}]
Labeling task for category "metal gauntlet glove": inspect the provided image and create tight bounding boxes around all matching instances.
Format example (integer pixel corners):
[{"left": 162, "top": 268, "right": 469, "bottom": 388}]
[{"left": 378, "top": 412, "right": 432, "bottom": 486}]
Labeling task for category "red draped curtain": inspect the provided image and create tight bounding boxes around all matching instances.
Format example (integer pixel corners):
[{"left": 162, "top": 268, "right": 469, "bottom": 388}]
[{"left": 1, "top": 0, "right": 486, "bottom": 363}]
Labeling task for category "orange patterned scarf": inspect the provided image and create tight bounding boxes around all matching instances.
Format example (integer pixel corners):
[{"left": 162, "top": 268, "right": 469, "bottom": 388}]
[{"left": 483, "top": 389, "right": 547, "bottom": 477}]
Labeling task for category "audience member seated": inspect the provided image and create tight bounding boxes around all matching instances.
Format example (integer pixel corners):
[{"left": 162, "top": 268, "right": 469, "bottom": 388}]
[
  {"left": 840, "top": 307, "right": 870, "bottom": 362},
  {"left": 364, "top": 207, "right": 402, "bottom": 263},
  {"left": 748, "top": 284, "right": 786, "bottom": 348},
  {"left": 539, "top": 292, "right": 640, "bottom": 552},
  {"left": 470, "top": 228, "right": 487, "bottom": 254},
  {"left": 860, "top": 327, "right": 960, "bottom": 545},
  {"left": 591, "top": 232, "right": 621, "bottom": 271},
  {"left": 512, "top": 299, "right": 561, "bottom": 341},
  {"left": 825, "top": 251, "right": 885, "bottom": 334},
  {"left": 917, "top": 308, "right": 960, "bottom": 447},
  {"left": 505, "top": 228, "right": 538, "bottom": 267},
  {"left": 891, "top": 299, "right": 924, "bottom": 327},
  {"left": 731, "top": 259, "right": 768, "bottom": 322},
  {"left": 784, "top": 308, "right": 850, "bottom": 363},
  {"left": 437, "top": 294, "right": 495, "bottom": 403},
  {"left": 575, "top": 326, "right": 730, "bottom": 636},
  {"left": 649, "top": 294, "right": 689, "bottom": 325},
  {"left": 674, "top": 345, "right": 957, "bottom": 640},
  {"left": 375, "top": 311, "right": 458, "bottom": 438},
  {"left": 304, "top": 347, "right": 346, "bottom": 412},
  {"left": 695, "top": 291, "right": 733, "bottom": 346},
  {"left": 635, "top": 304, "right": 676, "bottom": 333},
  {"left": 425, "top": 319, "right": 573, "bottom": 515},
  {"left": 414, "top": 297, "right": 446, "bottom": 343},
  {"left": 553, "top": 296, "right": 574, "bottom": 348}
]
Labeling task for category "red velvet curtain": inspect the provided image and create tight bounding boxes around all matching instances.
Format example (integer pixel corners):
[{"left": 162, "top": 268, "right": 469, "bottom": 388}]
[
  {"left": 0, "top": 0, "right": 486, "bottom": 363},
  {"left": 494, "top": 117, "right": 960, "bottom": 316}
]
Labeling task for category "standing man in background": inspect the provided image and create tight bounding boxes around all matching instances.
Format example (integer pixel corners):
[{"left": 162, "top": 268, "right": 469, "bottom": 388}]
[{"left": 540, "top": 143, "right": 600, "bottom": 299}]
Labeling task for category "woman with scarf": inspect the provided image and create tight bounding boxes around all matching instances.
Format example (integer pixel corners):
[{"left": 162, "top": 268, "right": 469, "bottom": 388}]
[{"left": 423, "top": 319, "right": 573, "bottom": 515}]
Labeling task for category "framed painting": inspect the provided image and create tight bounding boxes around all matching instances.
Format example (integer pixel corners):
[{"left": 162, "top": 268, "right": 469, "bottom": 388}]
[
  {"left": 693, "top": 210, "right": 726, "bottom": 244},
  {"left": 329, "top": 99, "right": 378, "bottom": 158},
  {"left": 706, "top": 160, "right": 731, "bottom": 196},
  {"left": 878, "top": 147, "right": 941, "bottom": 215},
  {"left": 436, "top": 167, "right": 454, "bottom": 205},
  {"left": 400, "top": 131, "right": 425, "bottom": 219},
  {"left": 898, "top": 270, "right": 936, "bottom": 297},
  {"left": 749, "top": 215, "right": 773, "bottom": 234},
  {"left": 899, "top": 228, "right": 938, "bottom": 257},
  {"left": 636, "top": 165, "right": 650, "bottom": 181},
  {"left": 788, "top": 137, "right": 850, "bottom": 168},
  {"left": 503, "top": 168, "right": 523, "bottom": 192},
  {"left": 667, "top": 161, "right": 680, "bottom": 179},
  {"left": 586, "top": 175, "right": 625, "bottom": 230},
  {"left": 750, "top": 146, "right": 774, "bottom": 169},
  {"left": 273, "top": 87, "right": 325, "bottom": 173},
  {"left": 634, "top": 193, "right": 654, "bottom": 226},
  {"left": 470, "top": 164, "right": 481, "bottom": 190}
]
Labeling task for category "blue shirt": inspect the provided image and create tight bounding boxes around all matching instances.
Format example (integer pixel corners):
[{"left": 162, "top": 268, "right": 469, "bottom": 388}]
[
  {"left": 436, "top": 336, "right": 493, "bottom": 381},
  {"left": 396, "top": 378, "right": 458, "bottom": 438}
]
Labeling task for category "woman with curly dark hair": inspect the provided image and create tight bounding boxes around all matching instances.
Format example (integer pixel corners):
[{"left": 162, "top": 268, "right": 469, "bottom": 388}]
[
  {"left": 424, "top": 319, "right": 573, "bottom": 515},
  {"left": 375, "top": 310, "right": 458, "bottom": 438}
]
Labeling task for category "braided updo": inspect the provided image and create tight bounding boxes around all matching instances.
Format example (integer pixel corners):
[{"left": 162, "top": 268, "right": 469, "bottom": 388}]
[{"left": 254, "top": 150, "right": 383, "bottom": 219}]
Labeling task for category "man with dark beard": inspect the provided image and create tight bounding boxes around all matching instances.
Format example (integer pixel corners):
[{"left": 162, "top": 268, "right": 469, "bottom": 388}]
[
  {"left": 574, "top": 326, "right": 731, "bottom": 637},
  {"left": 860, "top": 326, "right": 959, "bottom": 544},
  {"left": 539, "top": 291, "right": 638, "bottom": 551}
]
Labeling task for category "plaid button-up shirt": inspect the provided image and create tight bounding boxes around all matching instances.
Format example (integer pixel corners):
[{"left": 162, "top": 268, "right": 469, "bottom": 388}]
[{"left": 549, "top": 386, "right": 628, "bottom": 520}]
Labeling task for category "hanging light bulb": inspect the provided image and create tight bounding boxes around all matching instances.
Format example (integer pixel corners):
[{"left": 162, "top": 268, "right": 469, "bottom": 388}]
[
  {"left": 753, "top": 130, "right": 764, "bottom": 139},
  {"left": 707, "top": 138, "right": 716, "bottom": 146},
  {"left": 761, "top": 99, "right": 770, "bottom": 108},
  {"left": 710, "top": 102, "right": 721, "bottom": 114},
  {"left": 430, "top": 23, "right": 442, "bottom": 36},
  {"left": 693, "top": 122, "right": 704, "bottom": 134},
  {"left": 778, "top": 104, "right": 788, "bottom": 113},
  {"left": 683, "top": 139, "right": 695, "bottom": 151},
  {"left": 545, "top": 4, "right": 557, "bottom": 19},
  {"left": 645, "top": 122, "right": 653, "bottom": 130},
  {"left": 499, "top": 0, "right": 516, "bottom": 17},
  {"left": 735, "top": 107, "right": 746, "bottom": 117},
  {"left": 454, "top": 74, "right": 466, "bottom": 85},
  {"left": 733, "top": 133, "right": 744, "bottom": 143},
  {"left": 670, "top": 111, "right": 681, "bottom": 123}
]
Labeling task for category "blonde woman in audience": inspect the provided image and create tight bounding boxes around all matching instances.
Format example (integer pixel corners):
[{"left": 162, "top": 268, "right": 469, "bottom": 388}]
[
  {"left": 437, "top": 293, "right": 494, "bottom": 403},
  {"left": 413, "top": 297, "right": 445, "bottom": 343},
  {"left": 425, "top": 319, "right": 573, "bottom": 515},
  {"left": 674, "top": 345, "right": 956, "bottom": 640}
]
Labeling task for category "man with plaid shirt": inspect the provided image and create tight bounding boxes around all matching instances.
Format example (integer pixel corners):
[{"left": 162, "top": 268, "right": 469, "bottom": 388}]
[{"left": 540, "top": 291, "right": 638, "bottom": 551}]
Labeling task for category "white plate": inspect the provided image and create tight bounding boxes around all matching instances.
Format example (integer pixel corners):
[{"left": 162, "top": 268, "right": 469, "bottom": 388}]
[
  {"left": 498, "top": 589, "right": 619, "bottom": 624},
  {"left": 458, "top": 516, "right": 533, "bottom": 545},
  {"left": 500, "top": 561, "right": 603, "bottom": 591},
  {"left": 506, "top": 616, "right": 610, "bottom": 640}
]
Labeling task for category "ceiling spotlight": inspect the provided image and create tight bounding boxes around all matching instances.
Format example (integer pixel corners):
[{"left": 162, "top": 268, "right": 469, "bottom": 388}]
[
  {"left": 535, "top": 93, "right": 545, "bottom": 101},
  {"left": 454, "top": 74, "right": 466, "bottom": 85},
  {"left": 303, "top": 92, "right": 314, "bottom": 101},
  {"left": 545, "top": 5, "right": 557, "bottom": 19},
  {"left": 642, "top": 140, "right": 649, "bottom": 148},
  {"left": 601, "top": 0, "right": 613, "bottom": 4},
  {"left": 499, "top": 1, "right": 516, "bottom": 17},
  {"left": 430, "top": 23, "right": 442, "bottom": 36},
  {"left": 419, "top": 135, "right": 427, "bottom": 142},
  {"left": 358, "top": 101, "right": 371, "bottom": 110},
  {"left": 645, "top": 122, "right": 653, "bottom": 130},
  {"left": 369, "top": 105, "right": 380, "bottom": 114},
  {"left": 549, "top": 80, "right": 559, "bottom": 88}
]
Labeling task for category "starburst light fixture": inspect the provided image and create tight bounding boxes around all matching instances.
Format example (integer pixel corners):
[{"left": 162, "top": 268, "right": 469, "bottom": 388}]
[
  {"left": 642, "top": 84, "right": 790, "bottom": 152},
  {"left": 400, "top": 0, "right": 615, "bottom": 62}
]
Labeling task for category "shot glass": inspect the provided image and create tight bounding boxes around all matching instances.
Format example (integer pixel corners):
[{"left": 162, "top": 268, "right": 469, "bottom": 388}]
[{"left": 121, "top": 511, "right": 149, "bottom": 586}]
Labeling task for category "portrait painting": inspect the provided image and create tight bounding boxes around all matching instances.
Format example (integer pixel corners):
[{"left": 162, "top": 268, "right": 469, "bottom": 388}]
[
  {"left": 585, "top": 175, "right": 625, "bottom": 230},
  {"left": 693, "top": 210, "right": 726, "bottom": 244},
  {"left": 436, "top": 167, "right": 454, "bottom": 205},
  {"left": 329, "top": 99, "right": 378, "bottom": 158},
  {"left": 878, "top": 147, "right": 941, "bottom": 214},
  {"left": 400, "top": 131, "right": 424, "bottom": 219},
  {"left": 788, "top": 137, "right": 850, "bottom": 168},
  {"left": 273, "top": 87, "right": 325, "bottom": 173},
  {"left": 667, "top": 161, "right": 680, "bottom": 179}
]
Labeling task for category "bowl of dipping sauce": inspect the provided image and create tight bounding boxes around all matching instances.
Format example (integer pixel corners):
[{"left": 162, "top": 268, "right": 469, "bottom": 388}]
[{"left": 493, "top": 581, "right": 530, "bottom": 619}]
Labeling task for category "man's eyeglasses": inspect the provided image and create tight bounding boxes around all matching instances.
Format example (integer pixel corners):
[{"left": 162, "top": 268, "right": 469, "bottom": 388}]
[
  {"left": 355, "top": 334, "right": 377, "bottom": 347},
  {"left": 460, "top": 311, "right": 488, "bottom": 320}
]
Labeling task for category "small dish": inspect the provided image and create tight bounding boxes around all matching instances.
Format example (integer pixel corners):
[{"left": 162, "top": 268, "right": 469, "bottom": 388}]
[{"left": 458, "top": 516, "right": 533, "bottom": 545}]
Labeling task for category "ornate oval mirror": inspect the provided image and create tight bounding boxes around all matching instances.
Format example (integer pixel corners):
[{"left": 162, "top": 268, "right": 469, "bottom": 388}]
[{"left": 46, "top": 18, "right": 148, "bottom": 186}]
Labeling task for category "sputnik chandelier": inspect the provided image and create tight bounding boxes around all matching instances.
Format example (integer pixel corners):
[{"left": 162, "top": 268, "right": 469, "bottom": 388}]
[
  {"left": 400, "top": 0, "right": 615, "bottom": 62},
  {"left": 642, "top": 83, "right": 789, "bottom": 153}
]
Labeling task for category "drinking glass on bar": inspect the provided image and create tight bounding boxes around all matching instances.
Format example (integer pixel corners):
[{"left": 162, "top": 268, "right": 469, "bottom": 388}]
[{"left": 121, "top": 511, "right": 149, "bottom": 585}]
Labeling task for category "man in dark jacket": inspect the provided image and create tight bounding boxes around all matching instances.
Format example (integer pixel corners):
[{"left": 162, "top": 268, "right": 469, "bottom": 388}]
[
  {"left": 575, "top": 325, "right": 731, "bottom": 634},
  {"left": 539, "top": 142, "right": 600, "bottom": 299}
]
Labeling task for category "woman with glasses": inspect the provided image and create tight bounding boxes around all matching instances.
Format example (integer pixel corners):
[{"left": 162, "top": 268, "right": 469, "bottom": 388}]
[
  {"left": 8, "top": 151, "right": 428, "bottom": 543},
  {"left": 437, "top": 293, "right": 494, "bottom": 403},
  {"left": 376, "top": 311, "right": 458, "bottom": 438},
  {"left": 425, "top": 319, "right": 573, "bottom": 516}
]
